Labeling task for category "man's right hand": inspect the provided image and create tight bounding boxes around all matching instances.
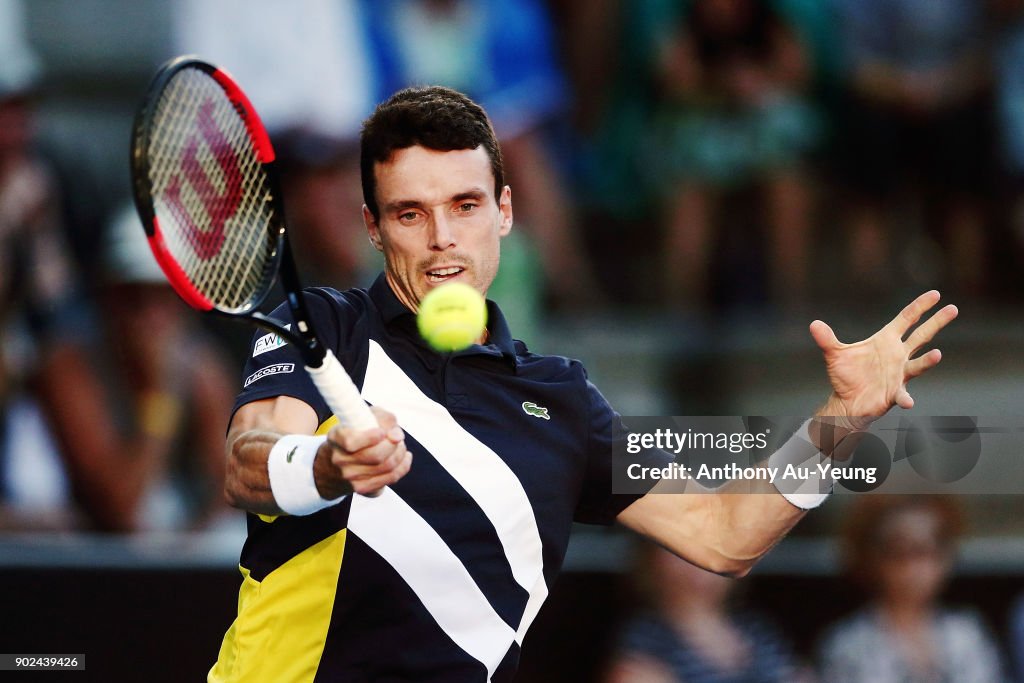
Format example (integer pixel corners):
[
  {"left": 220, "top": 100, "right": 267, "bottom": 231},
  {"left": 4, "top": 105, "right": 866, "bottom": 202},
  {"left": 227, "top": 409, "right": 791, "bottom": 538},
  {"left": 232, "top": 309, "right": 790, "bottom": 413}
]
[{"left": 315, "top": 406, "right": 412, "bottom": 498}]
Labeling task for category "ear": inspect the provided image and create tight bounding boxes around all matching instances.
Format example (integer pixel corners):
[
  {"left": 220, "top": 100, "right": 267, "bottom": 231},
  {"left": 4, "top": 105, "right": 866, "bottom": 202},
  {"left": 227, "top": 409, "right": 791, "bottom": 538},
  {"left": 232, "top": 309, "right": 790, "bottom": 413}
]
[
  {"left": 364, "top": 205, "right": 384, "bottom": 251},
  {"left": 498, "top": 185, "right": 513, "bottom": 237}
]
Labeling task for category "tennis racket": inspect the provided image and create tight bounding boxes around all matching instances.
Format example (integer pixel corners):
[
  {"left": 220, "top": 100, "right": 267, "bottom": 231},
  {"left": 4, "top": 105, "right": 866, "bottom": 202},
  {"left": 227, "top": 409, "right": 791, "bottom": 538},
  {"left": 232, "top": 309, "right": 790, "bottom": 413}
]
[{"left": 130, "top": 55, "right": 377, "bottom": 433}]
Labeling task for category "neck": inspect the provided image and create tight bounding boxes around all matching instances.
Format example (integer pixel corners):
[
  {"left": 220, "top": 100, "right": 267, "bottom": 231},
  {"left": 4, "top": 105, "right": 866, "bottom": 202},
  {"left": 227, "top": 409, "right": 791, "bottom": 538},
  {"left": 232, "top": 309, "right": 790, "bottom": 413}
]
[
  {"left": 385, "top": 271, "right": 420, "bottom": 313},
  {"left": 664, "top": 596, "right": 723, "bottom": 625},
  {"left": 878, "top": 601, "right": 933, "bottom": 631}
]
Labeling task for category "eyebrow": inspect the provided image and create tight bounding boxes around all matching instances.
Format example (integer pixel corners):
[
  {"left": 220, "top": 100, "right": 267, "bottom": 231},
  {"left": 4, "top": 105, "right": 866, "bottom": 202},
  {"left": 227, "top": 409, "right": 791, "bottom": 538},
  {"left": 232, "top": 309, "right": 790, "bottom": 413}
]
[
  {"left": 382, "top": 199, "right": 423, "bottom": 214},
  {"left": 451, "top": 189, "right": 489, "bottom": 203},
  {"left": 382, "top": 189, "right": 490, "bottom": 215}
]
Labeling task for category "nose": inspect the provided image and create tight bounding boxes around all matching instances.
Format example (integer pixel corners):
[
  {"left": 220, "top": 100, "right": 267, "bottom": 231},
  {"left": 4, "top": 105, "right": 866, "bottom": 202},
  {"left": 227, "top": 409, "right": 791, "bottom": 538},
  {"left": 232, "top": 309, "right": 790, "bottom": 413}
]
[{"left": 428, "top": 213, "right": 456, "bottom": 251}]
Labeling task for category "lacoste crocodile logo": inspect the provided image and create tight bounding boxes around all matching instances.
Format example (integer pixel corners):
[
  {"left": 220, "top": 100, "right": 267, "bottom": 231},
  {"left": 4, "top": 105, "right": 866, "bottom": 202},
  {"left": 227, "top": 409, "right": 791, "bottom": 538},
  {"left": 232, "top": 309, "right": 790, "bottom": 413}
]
[
  {"left": 522, "top": 401, "right": 550, "bottom": 420},
  {"left": 286, "top": 446, "right": 298, "bottom": 463}
]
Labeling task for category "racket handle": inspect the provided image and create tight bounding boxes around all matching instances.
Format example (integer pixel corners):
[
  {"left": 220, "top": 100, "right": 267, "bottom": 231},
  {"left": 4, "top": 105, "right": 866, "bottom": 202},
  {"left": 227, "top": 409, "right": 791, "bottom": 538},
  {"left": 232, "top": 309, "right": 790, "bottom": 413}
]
[{"left": 306, "top": 349, "right": 378, "bottom": 431}]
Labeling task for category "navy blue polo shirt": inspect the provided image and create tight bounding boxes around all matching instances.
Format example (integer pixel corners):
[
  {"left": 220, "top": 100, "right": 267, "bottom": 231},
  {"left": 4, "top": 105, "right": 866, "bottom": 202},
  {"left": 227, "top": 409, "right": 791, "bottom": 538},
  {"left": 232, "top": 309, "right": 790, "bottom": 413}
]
[{"left": 212, "top": 273, "right": 663, "bottom": 683}]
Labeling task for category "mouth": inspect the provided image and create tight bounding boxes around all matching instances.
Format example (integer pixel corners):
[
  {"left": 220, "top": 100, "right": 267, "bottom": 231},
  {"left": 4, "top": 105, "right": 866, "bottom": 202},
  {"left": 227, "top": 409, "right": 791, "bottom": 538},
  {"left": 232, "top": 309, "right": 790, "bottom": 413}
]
[{"left": 425, "top": 266, "right": 465, "bottom": 283}]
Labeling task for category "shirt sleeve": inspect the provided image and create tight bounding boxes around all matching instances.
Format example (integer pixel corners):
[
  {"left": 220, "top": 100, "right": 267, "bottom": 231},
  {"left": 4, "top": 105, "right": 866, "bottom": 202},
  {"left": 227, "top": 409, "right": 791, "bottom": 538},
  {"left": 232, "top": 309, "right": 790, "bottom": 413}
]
[
  {"left": 573, "top": 378, "right": 672, "bottom": 525},
  {"left": 230, "top": 288, "right": 354, "bottom": 425}
]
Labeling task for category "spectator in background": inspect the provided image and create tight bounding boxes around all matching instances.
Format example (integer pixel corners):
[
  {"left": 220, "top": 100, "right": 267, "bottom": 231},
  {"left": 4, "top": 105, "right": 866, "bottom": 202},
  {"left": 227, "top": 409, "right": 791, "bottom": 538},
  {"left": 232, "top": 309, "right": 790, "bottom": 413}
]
[
  {"left": 362, "top": 0, "right": 605, "bottom": 321},
  {"left": 3, "top": 201, "right": 237, "bottom": 532},
  {"left": 0, "top": 0, "right": 84, "bottom": 528},
  {"left": 649, "top": 0, "right": 822, "bottom": 311},
  {"left": 835, "top": 0, "right": 993, "bottom": 298},
  {"left": 991, "top": 0, "right": 1024, "bottom": 288},
  {"left": 567, "top": 0, "right": 682, "bottom": 306},
  {"left": 172, "top": 0, "right": 377, "bottom": 289},
  {"left": 1, "top": 3, "right": 234, "bottom": 532},
  {"left": 273, "top": 131, "right": 370, "bottom": 289},
  {"left": 818, "top": 495, "right": 1004, "bottom": 683},
  {"left": 605, "top": 540, "right": 811, "bottom": 683},
  {"left": 94, "top": 205, "right": 237, "bottom": 530},
  {"left": 1010, "top": 593, "right": 1024, "bottom": 683}
]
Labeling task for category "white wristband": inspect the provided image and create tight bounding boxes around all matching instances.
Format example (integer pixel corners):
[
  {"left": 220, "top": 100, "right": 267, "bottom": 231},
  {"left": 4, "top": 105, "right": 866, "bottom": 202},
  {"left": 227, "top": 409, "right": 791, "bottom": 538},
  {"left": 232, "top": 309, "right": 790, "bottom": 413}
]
[
  {"left": 768, "top": 420, "right": 833, "bottom": 510},
  {"left": 267, "top": 434, "right": 346, "bottom": 515}
]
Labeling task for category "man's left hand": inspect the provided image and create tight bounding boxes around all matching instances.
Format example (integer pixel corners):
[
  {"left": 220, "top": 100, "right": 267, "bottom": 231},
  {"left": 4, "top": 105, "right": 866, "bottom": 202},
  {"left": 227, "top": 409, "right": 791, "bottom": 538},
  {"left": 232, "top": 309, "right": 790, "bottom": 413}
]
[{"left": 810, "top": 290, "right": 958, "bottom": 431}]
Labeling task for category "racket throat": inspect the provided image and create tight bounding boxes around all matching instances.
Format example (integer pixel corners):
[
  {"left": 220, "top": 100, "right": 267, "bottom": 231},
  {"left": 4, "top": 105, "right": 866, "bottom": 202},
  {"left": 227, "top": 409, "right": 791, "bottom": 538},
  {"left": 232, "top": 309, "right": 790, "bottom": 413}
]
[{"left": 247, "top": 310, "right": 327, "bottom": 368}]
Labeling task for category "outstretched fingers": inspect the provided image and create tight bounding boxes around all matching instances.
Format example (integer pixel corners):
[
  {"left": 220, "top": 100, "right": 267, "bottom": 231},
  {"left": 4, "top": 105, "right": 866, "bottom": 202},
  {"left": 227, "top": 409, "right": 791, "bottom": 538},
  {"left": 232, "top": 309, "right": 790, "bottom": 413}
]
[
  {"left": 894, "top": 387, "right": 915, "bottom": 410},
  {"left": 906, "top": 348, "right": 943, "bottom": 379},
  {"left": 904, "top": 304, "right": 959, "bottom": 356},
  {"left": 891, "top": 290, "right": 942, "bottom": 336}
]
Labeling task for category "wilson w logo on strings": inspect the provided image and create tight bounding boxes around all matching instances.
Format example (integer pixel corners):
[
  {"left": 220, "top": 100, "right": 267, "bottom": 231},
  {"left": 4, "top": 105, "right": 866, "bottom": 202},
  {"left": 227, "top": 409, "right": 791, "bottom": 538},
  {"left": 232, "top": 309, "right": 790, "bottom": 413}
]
[{"left": 163, "top": 98, "right": 244, "bottom": 260}]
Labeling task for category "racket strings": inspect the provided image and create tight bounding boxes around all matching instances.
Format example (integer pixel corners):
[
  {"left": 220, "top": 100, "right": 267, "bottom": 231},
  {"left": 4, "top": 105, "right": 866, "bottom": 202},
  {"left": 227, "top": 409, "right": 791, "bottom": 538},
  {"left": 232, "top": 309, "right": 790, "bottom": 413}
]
[{"left": 146, "top": 68, "right": 276, "bottom": 312}]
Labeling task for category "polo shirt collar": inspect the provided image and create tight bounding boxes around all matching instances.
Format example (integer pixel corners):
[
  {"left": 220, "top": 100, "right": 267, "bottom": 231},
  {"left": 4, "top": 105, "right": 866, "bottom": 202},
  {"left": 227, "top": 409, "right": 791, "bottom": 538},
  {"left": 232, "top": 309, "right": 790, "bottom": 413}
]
[{"left": 368, "top": 272, "right": 519, "bottom": 366}]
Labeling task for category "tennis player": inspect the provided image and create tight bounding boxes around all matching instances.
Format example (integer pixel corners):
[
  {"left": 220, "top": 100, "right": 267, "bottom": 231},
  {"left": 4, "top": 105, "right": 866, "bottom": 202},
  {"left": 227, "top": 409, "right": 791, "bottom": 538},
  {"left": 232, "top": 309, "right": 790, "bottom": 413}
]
[{"left": 208, "top": 86, "right": 957, "bottom": 682}]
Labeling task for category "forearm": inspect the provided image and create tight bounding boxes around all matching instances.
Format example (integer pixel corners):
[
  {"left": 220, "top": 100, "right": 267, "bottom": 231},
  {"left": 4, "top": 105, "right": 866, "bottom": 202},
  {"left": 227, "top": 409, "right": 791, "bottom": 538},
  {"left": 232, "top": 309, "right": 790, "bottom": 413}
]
[
  {"left": 621, "top": 481, "right": 803, "bottom": 576},
  {"left": 224, "top": 429, "right": 282, "bottom": 515},
  {"left": 706, "top": 491, "right": 806, "bottom": 571},
  {"left": 621, "top": 413, "right": 848, "bottom": 576},
  {"left": 699, "top": 406, "right": 871, "bottom": 568},
  {"left": 34, "top": 343, "right": 179, "bottom": 531},
  {"left": 698, "top": 464, "right": 814, "bottom": 567},
  {"left": 224, "top": 427, "right": 351, "bottom": 516},
  {"left": 222, "top": 397, "right": 408, "bottom": 516}
]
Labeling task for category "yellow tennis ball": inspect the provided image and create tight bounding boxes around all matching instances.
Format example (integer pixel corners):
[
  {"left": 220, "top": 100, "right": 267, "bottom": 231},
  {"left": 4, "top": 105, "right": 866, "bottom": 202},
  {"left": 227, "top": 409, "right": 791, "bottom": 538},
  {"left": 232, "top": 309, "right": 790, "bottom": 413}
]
[{"left": 417, "top": 282, "right": 488, "bottom": 352}]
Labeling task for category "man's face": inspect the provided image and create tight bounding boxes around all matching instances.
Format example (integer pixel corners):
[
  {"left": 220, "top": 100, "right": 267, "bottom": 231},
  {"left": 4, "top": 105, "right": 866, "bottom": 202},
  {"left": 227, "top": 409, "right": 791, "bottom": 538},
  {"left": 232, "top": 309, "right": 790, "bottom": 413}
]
[{"left": 364, "top": 145, "right": 512, "bottom": 312}]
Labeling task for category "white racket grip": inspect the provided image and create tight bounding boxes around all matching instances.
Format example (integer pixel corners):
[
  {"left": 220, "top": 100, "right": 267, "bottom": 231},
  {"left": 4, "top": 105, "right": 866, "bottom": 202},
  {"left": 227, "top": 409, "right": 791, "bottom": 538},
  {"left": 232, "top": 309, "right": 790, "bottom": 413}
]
[{"left": 306, "top": 349, "right": 378, "bottom": 431}]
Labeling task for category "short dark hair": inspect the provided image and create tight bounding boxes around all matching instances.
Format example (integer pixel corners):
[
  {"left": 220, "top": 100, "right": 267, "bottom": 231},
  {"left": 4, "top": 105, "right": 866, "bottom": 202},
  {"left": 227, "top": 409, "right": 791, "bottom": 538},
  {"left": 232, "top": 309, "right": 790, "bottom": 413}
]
[{"left": 359, "top": 86, "right": 504, "bottom": 220}]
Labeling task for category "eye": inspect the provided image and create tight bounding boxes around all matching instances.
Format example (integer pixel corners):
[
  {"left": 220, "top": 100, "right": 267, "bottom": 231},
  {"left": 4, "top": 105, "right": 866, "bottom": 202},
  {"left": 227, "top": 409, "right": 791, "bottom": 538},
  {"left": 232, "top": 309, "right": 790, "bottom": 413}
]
[
  {"left": 398, "top": 211, "right": 419, "bottom": 223},
  {"left": 457, "top": 202, "right": 477, "bottom": 213}
]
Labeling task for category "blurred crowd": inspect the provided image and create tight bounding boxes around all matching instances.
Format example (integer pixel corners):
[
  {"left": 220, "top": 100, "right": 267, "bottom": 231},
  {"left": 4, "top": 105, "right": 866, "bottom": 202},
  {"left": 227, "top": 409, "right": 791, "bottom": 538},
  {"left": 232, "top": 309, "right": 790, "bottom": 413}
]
[
  {"left": 1, "top": 0, "right": 1024, "bottom": 678},
  {"left": 605, "top": 495, "right": 1016, "bottom": 683},
  {"left": 564, "top": 0, "right": 1024, "bottom": 312}
]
